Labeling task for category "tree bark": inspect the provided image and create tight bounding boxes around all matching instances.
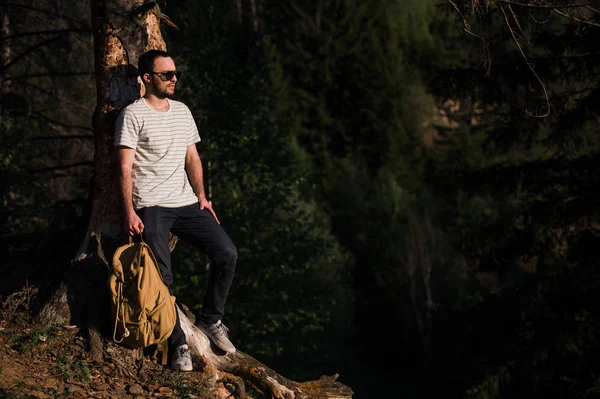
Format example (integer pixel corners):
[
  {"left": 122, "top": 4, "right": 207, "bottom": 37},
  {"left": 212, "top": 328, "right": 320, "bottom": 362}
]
[
  {"left": 35, "top": 0, "right": 167, "bottom": 360},
  {"left": 83, "top": 0, "right": 165, "bottom": 251},
  {"left": 179, "top": 307, "right": 353, "bottom": 399},
  {"left": 1, "top": 5, "right": 11, "bottom": 91},
  {"left": 33, "top": 1, "right": 353, "bottom": 397}
]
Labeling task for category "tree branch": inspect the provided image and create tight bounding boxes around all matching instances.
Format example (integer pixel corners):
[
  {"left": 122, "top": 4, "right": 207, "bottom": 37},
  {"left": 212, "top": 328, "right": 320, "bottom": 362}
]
[
  {"left": 15, "top": 80, "right": 53, "bottom": 96},
  {"left": 500, "top": 3, "right": 551, "bottom": 117},
  {"left": 585, "top": 5, "right": 600, "bottom": 13},
  {"left": 1, "top": 28, "right": 91, "bottom": 42},
  {"left": 31, "top": 135, "right": 93, "bottom": 141},
  {"left": 30, "top": 161, "right": 93, "bottom": 174},
  {"left": 494, "top": 0, "right": 600, "bottom": 9},
  {"left": 0, "top": 35, "right": 62, "bottom": 73},
  {"left": 3, "top": 72, "right": 93, "bottom": 81},
  {"left": 508, "top": 4, "right": 531, "bottom": 45},
  {"left": 31, "top": 112, "right": 93, "bottom": 132},
  {"left": 445, "top": 0, "right": 492, "bottom": 75},
  {"left": 1, "top": 2, "right": 87, "bottom": 26},
  {"left": 552, "top": 7, "right": 600, "bottom": 26}
]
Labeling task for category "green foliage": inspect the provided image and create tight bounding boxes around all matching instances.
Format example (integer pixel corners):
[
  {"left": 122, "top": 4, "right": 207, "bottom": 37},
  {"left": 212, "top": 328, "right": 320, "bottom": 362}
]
[
  {"left": 166, "top": 0, "right": 354, "bottom": 378},
  {"left": 268, "top": 0, "right": 436, "bottom": 180},
  {"left": 9, "top": 327, "right": 56, "bottom": 354},
  {"left": 447, "top": 266, "right": 600, "bottom": 398},
  {"left": 1, "top": 113, "right": 86, "bottom": 239},
  {"left": 263, "top": 3, "right": 488, "bottom": 395},
  {"left": 418, "top": 7, "right": 600, "bottom": 394},
  {"left": 3, "top": 1, "right": 599, "bottom": 397},
  {"left": 55, "top": 354, "right": 71, "bottom": 381},
  {"left": 167, "top": 372, "right": 213, "bottom": 399},
  {"left": 1, "top": 110, "right": 84, "bottom": 298},
  {"left": 430, "top": 2, "right": 600, "bottom": 161},
  {"left": 465, "top": 366, "right": 511, "bottom": 399},
  {"left": 55, "top": 353, "right": 91, "bottom": 383},
  {"left": 0, "top": 112, "right": 37, "bottom": 235}
]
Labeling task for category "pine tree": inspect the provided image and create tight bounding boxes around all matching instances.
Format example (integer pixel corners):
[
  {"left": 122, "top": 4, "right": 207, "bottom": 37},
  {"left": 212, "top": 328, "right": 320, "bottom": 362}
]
[{"left": 165, "top": 0, "right": 355, "bottom": 379}]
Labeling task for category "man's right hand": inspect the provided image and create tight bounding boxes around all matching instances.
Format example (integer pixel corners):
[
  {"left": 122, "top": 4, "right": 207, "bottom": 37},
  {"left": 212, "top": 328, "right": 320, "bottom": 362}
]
[{"left": 125, "top": 211, "right": 144, "bottom": 235}]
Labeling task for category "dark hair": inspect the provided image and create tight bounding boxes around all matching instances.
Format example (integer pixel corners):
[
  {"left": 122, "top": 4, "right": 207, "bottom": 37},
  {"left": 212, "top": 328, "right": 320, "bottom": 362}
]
[{"left": 138, "top": 50, "right": 171, "bottom": 76}]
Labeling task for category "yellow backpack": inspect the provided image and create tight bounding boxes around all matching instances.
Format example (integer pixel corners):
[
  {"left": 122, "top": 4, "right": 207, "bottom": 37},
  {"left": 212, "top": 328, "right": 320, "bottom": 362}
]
[{"left": 109, "top": 235, "right": 176, "bottom": 348}]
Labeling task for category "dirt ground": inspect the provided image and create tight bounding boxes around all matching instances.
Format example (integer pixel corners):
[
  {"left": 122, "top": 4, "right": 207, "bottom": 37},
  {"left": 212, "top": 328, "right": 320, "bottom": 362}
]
[
  {"left": 0, "top": 321, "right": 219, "bottom": 399},
  {"left": 0, "top": 309, "right": 239, "bottom": 399}
]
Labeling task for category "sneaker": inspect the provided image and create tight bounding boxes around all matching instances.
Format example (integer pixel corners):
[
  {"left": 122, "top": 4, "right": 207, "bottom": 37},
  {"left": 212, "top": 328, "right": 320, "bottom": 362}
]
[
  {"left": 171, "top": 344, "right": 193, "bottom": 372},
  {"left": 197, "top": 320, "right": 236, "bottom": 353}
]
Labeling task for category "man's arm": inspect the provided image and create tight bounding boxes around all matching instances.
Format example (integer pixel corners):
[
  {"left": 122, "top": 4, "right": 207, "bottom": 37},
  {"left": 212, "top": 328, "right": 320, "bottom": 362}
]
[
  {"left": 116, "top": 146, "right": 144, "bottom": 234},
  {"left": 185, "top": 144, "right": 220, "bottom": 224}
]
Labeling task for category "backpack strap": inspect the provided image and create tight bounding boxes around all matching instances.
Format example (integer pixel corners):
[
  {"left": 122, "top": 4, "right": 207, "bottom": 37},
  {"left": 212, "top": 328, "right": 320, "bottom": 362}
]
[
  {"left": 158, "top": 341, "right": 169, "bottom": 365},
  {"left": 112, "top": 282, "right": 130, "bottom": 343}
]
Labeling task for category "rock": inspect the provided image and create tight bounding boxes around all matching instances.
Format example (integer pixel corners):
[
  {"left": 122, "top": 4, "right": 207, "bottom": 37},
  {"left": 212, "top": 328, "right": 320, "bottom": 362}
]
[
  {"left": 109, "top": 388, "right": 127, "bottom": 396},
  {"left": 146, "top": 382, "right": 161, "bottom": 391},
  {"left": 128, "top": 383, "right": 144, "bottom": 395},
  {"left": 65, "top": 384, "right": 84, "bottom": 394},
  {"left": 41, "top": 377, "right": 60, "bottom": 390},
  {"left": 158, "top": 386, "right": 173, "bottom": 394},
  {"left": 91, "top": 381, "right": 109, "bottom": 391},
  {"left": 23, "top": 378, "right": 39, "bottom": 387},
  {"left": 29, "top": 391, "right": 51, "bottom": 399}
]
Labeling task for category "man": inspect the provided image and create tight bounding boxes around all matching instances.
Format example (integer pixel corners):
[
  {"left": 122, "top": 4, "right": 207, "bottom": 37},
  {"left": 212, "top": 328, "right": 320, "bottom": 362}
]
[{"left": 114, "top": 50, "right": 238, "bottom": 372}]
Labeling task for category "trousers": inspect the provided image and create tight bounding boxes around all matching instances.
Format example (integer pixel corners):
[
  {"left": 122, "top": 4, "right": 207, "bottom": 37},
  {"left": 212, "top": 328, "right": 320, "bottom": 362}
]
[{"left": 136, "top": 203, "right": 237, "bottom": 350}]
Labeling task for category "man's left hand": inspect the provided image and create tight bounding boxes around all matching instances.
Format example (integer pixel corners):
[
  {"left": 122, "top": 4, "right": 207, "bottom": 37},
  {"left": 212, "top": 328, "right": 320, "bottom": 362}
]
[{"left": 199, "top": 196, "right": 220, "bottom": 224}]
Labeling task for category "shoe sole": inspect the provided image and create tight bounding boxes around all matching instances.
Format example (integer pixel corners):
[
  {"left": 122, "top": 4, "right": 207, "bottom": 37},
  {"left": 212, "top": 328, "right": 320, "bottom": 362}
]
[
  {"left": 172, "top": 364, "right": 193, "bottom": 372},
  {"left": 214, "top": 343, "right": 236, "bottom": 354},
  {"left": 207, "top": 336, "right": 236, "bottom": 353}
]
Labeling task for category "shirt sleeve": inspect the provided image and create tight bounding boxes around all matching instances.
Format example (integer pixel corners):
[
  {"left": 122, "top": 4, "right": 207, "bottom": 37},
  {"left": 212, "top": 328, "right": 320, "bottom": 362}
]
[
  {"left": 114, "top": 108, "right": 140, "bottom": 149},
  {"left": 186, "top": 107, "right": 201, "bottom": 147}
]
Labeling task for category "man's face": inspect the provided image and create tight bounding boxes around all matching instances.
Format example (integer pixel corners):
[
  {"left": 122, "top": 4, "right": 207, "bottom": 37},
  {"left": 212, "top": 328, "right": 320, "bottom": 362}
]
[{"left": 145, "top": 56, "right": 178, "bottom": 98}]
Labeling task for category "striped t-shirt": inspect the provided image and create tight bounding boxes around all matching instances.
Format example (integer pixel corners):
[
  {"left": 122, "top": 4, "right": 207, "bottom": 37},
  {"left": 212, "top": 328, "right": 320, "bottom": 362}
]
[{"left": 114, "top": 98, "right": 201, "bottom": 210}]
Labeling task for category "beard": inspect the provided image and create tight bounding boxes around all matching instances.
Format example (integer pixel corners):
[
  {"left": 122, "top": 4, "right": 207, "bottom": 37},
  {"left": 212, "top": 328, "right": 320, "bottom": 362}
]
[{"left": 154, "top": 84, "right": 176, "bottom": 99}]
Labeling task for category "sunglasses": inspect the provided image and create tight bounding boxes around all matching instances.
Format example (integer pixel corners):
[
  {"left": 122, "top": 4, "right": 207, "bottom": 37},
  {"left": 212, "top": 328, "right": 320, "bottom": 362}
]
[{"left": 149, "top": 71, "right": 181, "bottom": 81}]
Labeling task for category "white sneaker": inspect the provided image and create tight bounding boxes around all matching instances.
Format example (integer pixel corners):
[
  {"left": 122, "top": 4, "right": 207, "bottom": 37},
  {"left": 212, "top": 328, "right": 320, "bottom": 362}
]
[
  {"left": 197, "top": 320, "right": 236, "bottom": 353},
  {"left": 171, "top": 344, "right": 193, "bottom": 372}
]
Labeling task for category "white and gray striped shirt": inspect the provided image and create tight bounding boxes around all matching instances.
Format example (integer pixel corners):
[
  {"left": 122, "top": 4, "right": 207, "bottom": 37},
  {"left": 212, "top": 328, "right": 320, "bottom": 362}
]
[{"left": 114, "top": 98, "right": 201, "bottom": 210}]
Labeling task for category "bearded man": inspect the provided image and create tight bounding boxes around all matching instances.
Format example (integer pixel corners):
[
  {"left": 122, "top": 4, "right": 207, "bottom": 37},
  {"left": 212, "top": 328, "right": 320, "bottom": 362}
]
[{"left": 114, "top": 50, "right": 238, "bottom": 372}]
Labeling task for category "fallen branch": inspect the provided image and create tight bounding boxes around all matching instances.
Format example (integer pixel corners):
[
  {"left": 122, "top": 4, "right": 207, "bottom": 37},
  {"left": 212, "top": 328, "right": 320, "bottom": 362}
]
[{"left": 178, "top": 307, "right": 354, "bottom": 399}]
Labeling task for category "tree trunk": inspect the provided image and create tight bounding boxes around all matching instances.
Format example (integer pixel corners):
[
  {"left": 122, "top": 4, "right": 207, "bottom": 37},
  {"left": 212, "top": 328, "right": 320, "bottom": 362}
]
[
  {"left": 35, "top": 0, "right": 167, "bottom": 362},
  {"left": 33, "top": 1, "right": 353, "bottom": 397},
  {"left": 1, "top": 5, "right": 11, "bottom": 91}
]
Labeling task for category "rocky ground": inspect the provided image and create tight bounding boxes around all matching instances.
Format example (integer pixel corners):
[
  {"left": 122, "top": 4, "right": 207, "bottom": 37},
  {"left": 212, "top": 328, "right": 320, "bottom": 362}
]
[{"left": 0, "top": 289, "right": 246, "bottom": 399}]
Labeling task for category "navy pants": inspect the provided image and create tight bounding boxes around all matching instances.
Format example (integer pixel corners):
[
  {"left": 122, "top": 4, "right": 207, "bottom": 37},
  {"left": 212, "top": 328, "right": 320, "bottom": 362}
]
[{"left": 136, "top": 203, "right": 237, "bottom": 350}]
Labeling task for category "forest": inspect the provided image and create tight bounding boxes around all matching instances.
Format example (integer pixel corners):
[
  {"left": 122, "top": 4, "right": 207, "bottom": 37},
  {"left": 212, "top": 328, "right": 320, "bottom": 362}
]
[{"left": 1, "top": 0, "right": 600, "bottom": 398}]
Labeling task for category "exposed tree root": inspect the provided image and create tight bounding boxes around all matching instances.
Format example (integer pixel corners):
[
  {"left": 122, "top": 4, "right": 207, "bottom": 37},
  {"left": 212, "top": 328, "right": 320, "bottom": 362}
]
[{"left": 178, "top": 307, "right": 354, "bottom": 399}]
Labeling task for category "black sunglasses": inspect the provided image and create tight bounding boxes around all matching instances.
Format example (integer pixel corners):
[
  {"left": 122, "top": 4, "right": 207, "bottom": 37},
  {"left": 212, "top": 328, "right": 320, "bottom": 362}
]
[{"left": 149, "top": 71, "right": 181, "bottom": 81}]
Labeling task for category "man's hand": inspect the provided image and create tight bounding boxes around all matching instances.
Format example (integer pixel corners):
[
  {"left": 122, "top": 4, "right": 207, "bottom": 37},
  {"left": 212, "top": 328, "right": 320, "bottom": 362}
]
[
  {"left": 199, "top": 196, "right": 220, "bottom": 224},
  {"left": 125, "top": 211, "right": 145, "bottom": 235}
]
